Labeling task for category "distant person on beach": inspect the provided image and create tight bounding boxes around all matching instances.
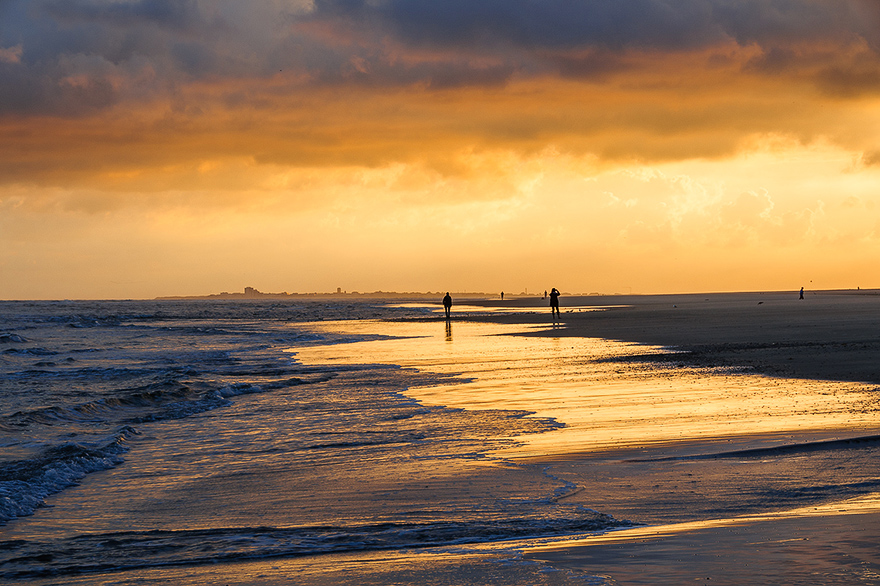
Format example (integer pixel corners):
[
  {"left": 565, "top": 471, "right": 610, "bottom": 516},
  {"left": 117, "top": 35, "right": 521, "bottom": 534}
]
[
  {"left": 549, "top": 288, "right": 560, "bottom": 318},
  {"left": 501, "top": 291, "right": 504, "bottom": 301},
  {"left": 442, "top": 292, "right": 452, "bottom": 319},
  {"left": 799, "top": 287, "right": 804, "bottom": 300}
]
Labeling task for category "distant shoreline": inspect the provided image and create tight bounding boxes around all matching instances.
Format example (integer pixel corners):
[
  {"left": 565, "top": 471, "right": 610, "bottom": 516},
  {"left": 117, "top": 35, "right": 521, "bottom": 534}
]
[
  {"left": 157, "top": 287, "right": 878, "bottom": 302},
  {"left": 155, "top": 286, "right": 490, "bottom": 301},
  {"left": 1, "top": 286, "right": 874, "bottom": 303}
]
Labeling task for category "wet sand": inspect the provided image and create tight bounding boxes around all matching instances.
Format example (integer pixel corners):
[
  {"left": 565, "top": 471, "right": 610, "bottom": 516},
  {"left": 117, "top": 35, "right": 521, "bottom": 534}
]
[
  {"left": 527, "top": 498, "right": 880, "bottom": 585},
  {"left": 473, "top": 290, "right": 880, "bottom": 584},
  {"left": 480, "top": 289, "right": 880, "bottom": 385}
]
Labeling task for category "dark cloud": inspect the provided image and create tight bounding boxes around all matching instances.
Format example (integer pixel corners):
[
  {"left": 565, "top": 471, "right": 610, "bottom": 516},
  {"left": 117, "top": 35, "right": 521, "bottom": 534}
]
[
  {"left": 300, "top": 0, "right": 880, "bottom": 89},
  {"left": 816, "top": 60, "right": 880, "bottom": 97},
  {"left": 709, "top": 0, "right": 879, "bottom": 47},
  {"left": 308, "top": 0, "right": 880, "bottom": 52},
  {"left": 2, "top": 0, "right": 880, "bottom": 119},
  {"left": 42, "top": 0, "right": 207, "bottom": 33},
  {"left": 171, "top": 41, "right": 219, "bottom": 75},
  {"left": 0, "top": 0, "right": 251, "bottom": 116},
  {"left": 355, "top": 0, "right": 723, "bottom": 51},
  {"left": 0, "top": 61, "right": 115, "bottom": 115}
]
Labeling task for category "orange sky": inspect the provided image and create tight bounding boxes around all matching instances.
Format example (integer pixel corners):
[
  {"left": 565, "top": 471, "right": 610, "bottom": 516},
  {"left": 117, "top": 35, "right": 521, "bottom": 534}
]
[{"left": 3, "top": 1, "right": 880, "bottom": 298}]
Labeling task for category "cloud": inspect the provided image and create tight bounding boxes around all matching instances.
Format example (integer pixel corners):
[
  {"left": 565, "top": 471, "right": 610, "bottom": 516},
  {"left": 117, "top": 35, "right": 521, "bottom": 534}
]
[
  {"left": 2, "top": 0, "right": 880, "bottom": 120},
  {"left": 312, "top": 0, "right": 723, "bottom": 51},
  {"left": 4, "top": 0, "right": 880, "bottom": 194},
  {"left": 0, "top": 0, "right": 275, "bottom": 115},
  {"left": 0, "top": 44, "right": 22, "bottom": 63},
  {"left": 42, "top": 0, "right": 209, "bottom": 32},
  {"left": 722, "top": 190, "right": 774, "bottom": 226},
  {"left": 299, "top": 0, "right": 880, "bottom": 87}
]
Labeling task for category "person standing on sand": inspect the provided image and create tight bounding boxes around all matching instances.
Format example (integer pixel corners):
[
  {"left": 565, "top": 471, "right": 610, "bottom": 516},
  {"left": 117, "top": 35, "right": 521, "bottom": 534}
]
[
  {"left": 799, "top": 287, "right": 805, "bottom": 300},
  {"left": 442, "top": 292, "right": 452, "bottom": 319},
  {"left": 549, "top": 288, "right": 560, "bottom": 319}
]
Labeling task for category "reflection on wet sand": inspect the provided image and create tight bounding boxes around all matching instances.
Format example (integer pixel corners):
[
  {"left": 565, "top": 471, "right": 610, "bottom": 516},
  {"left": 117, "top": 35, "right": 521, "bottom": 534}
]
[{"left": 297, "top": 319, "right": 880, "bottom": 458}]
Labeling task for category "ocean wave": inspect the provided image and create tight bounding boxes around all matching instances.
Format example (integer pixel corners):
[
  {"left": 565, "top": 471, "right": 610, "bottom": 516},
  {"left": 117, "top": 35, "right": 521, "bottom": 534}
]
[
  {"left": 0, "top": 510, "right": 632, "bottom": 579},
  {"left": 1, "top": 371, "right": 340, "bottom": 434},
  {"left": 0, "top": 376, "right": 330, "bottom": 523},
  {"left": 0, "top": 430, "right": 135, "bottom": 525},
  {"left": 0, "top": 365, "right": 342, "bottom": 528},
  {"left": 0, "top": 333, "right": 27, "bottom": 344},
  {"left": 2, "top": 348, "right": 57, "bottom": 356},
  {"left": 156, "top": 325, "right": 253, "bottom": 336},
  {"left": 5, "top": 366, "right": 167, "bottom": 382},
  {"left": 1, "top": 379, "right": 247, "bottom": 430}
]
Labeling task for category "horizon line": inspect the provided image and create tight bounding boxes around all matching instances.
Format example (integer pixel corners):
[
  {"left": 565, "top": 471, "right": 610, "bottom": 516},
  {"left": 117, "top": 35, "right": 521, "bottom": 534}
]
[{"left": 0, "top": 287, "right": 875, "bottom": 302}]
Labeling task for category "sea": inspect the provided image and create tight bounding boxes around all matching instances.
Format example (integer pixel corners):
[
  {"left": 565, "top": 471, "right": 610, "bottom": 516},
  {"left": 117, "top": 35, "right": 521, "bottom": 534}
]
[{"left": 3, "top": 299, "right": 880, "bottom": 584}]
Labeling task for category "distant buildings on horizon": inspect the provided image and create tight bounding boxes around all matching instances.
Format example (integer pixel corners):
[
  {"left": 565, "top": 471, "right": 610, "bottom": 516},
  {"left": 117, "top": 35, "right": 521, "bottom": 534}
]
[
  {"left": 155, "top": 287, "right": 877, "bottom": 301},
  {"left": 157, "top": 287, "right": 495, "bottom": 300}
]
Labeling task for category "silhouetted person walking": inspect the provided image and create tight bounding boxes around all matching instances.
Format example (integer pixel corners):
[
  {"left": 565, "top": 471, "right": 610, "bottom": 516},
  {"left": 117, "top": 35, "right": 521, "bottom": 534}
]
[
  {"left": 443, "top": 292, "right": 452, "bottom": 319},
  {"left": 799, "top": 287, "right": 804, "bottom": 300},
  {"left": 549, "top": 288, "right": 560, "bottom": 319}
]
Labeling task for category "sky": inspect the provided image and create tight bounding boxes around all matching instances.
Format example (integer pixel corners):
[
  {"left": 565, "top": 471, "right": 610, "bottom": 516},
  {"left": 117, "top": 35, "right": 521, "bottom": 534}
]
[{"left": 3, "top": 0, "right": 880, "bottom": 299}]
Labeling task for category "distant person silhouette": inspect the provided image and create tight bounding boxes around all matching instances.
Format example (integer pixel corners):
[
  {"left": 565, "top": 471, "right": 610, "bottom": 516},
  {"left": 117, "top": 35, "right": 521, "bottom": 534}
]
[
  {"left": 799, "top": 287, "right": 804, "bottom": 300},
  {"left": 549, "top": 288, "right": 560, "bottom": 319},
  {"left": 442, "top": 292, "right": 452, "bottom": 319},
  {"left": 501, "top": 291, "right": 504, "bottom": 301}
]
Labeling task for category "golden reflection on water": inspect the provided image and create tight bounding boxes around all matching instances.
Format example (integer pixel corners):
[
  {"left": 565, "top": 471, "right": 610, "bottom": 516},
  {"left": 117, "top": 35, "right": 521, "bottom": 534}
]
[{"left": 292, "top": 319, "right": 880, "bottom": 457}]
